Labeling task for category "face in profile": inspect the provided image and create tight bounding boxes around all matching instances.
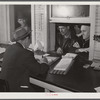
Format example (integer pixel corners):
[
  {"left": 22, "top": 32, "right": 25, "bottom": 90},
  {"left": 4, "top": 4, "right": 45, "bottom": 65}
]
[
  {"left": 18, "top": 18, "right": 26, "bottom": 25},
  {"left": 81, "top": 25, "right": 90, "bottom": 40},
  {"left": 74, "top": 25, "right": 81, "bottom": 34},
  {"left": 58, "top": 26, "right": 69, "bottom": 36}
]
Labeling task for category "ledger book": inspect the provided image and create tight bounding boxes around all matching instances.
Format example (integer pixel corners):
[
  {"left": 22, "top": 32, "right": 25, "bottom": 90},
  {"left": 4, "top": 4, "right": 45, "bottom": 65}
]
[{"left": 50, "top": 53, "right": 77, "bottom": 75}]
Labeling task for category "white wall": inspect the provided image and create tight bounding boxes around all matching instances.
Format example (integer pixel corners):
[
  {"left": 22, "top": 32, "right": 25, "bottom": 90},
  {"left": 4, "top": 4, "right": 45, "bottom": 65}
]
[
  {"left": 0, "top": 5, "right": 14, "bottom": 43},
  {"left": 32, "top": 5, "right": 50, "bottom": 52},
  {"left": 0, "top": 5, "right": 8, "bottom": 43},
  {"left": 93, "top": 5, "right": 100, "bottom": 60}
]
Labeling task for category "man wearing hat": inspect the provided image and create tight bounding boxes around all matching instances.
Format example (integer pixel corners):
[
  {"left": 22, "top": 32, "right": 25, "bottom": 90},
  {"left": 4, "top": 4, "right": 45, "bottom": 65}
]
[{"left": 0, "top": 28, "right": 49, "bottom": 92}]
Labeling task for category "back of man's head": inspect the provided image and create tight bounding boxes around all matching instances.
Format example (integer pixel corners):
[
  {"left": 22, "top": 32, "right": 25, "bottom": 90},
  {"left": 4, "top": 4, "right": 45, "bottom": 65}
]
[{"left": 13, "top": 27, "right": 31, "bottom": 42}]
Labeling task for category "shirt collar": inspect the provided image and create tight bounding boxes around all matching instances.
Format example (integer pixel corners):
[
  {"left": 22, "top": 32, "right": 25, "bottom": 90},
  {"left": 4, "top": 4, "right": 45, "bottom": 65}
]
[{"left": 17, "top": 42, "right": 25, "bottom": 49}]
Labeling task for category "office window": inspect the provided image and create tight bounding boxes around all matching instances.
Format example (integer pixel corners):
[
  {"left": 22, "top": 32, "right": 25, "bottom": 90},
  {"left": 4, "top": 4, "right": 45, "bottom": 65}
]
[{"left": 51, "top": 5, "right": 89, "bottom": 18}]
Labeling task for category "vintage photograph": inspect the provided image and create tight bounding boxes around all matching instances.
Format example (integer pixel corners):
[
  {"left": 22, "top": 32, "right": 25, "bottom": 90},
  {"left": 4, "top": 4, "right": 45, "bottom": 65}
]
[{"left": 0, "top": 1, "right": 100, "bottom": 94}]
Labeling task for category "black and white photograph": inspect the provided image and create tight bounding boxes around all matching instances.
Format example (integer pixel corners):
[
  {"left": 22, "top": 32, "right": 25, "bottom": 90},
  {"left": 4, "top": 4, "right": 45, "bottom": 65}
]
[{"left": 0, "top": 1, "right": 100, "bottom": 97}]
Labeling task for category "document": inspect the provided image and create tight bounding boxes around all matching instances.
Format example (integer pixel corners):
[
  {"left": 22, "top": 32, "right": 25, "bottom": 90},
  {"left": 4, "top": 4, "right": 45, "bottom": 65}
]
[
  {"left": 62, "top": 53, "right": 77, "bottom": 58},
  {"left": 50, "top": 53, "right": 77, "bottom": 75},
  {"left": 46, "top": 56, "right": 60, "bottom": 65},
  {"left": 94, "top": 87, "right": 100, "bottom": 92},
  {"left": 34, "top": 54, "right": 60, "bottom": 65},
  {"left": 0, "top": 47, "right": 6, "bottom": 54},
  {"left": 54, "top": 58, "right": 73, "bottom": 71},
  {"left": 91, "top": 62, "right": 100, "bottom": 68}
]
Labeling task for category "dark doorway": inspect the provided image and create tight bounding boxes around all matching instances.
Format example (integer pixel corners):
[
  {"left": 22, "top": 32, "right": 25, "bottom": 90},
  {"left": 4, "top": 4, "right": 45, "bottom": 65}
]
[{"left": 14, "top": 5, "right": 31, "bottom": 29}]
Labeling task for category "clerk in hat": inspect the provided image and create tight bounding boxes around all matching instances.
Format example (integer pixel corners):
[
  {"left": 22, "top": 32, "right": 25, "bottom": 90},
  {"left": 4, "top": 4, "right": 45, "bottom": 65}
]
[{"left": 0, "top": 27, "right": 49, "bottom": 92}]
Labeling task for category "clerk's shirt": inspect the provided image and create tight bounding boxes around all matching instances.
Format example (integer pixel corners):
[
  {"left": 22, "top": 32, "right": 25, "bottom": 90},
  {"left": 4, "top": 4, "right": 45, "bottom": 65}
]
[
  {"left": 82, "top": 39, "right": 89, "bottom": 48},
  {"left": 57, "top": 32, "right": 71, "bottom": 48},
  {"left": 56, "top": 32, "right": 76, "bottom": 55},
  {"left": 78, "top": 39, "right": 90, "bottom": 60}
]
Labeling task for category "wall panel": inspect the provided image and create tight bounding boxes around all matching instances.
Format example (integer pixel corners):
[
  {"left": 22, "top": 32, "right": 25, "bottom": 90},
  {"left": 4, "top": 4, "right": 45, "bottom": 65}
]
[{"left": 93, "top": 5, "right": 100, "bottom": 60}]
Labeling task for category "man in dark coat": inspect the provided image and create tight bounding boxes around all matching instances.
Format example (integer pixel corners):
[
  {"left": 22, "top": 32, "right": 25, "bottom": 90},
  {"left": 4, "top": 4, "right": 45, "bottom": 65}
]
[
  {"left": 74, "top": 25, "right": 90, "bottom": 59},
  {"left": 73, "top": 25, "right": 91, "bottom": 68},
  {"left": 0, "top": 28, "right": 49, "bottom": 92},
  {"left": 56, "top": 24, "right": 76, "bottom": 55}
]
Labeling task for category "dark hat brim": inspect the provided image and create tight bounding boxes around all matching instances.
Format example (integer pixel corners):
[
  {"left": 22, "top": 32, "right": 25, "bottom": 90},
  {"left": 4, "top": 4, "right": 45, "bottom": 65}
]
[{"left": 14, "top": 30, "right": 32, "bottom": 41}]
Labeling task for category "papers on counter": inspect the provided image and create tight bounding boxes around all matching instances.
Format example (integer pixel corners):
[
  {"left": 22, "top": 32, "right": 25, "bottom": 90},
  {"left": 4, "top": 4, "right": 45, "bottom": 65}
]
[
  {"left": 0, "top": 67, "right": 1, "bottom": 71},
  {"left": 62, "top": 53, "right": 77, "bottom": 59},
  {"left": 50, "top": 53, "right": 77, "bottom": 75},
  {"left": 0, "top": 47, "right": 6, "bottom": 54},
  {"left": 91, "top": 62, "right": 100, "bottom": 68},
  {"left": 54, "top": 57, "right": 73, "bottom": 71},
  {"left": 0, "top": 58, "right": 3, "bottom": 62},
  {"left": 46, "top": 56, "right": 60, "bottom": 65},
  {"left": 34, "top": 53, "right": 60, "bottom": 66},
  {"left": 94, "top": 87, "right": 100, "bottom": 92}
]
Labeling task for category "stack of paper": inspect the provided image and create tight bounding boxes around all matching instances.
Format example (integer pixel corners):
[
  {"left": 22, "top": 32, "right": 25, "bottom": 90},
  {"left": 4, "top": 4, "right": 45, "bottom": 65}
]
[
  {"left": 94, "top": 87, "right": 100, "bottom": 92},
  {"left": 62, "top": 53, "right": 77, "bottom": 59},
  {"left": 0, "top": 47, "right": 6, "bottom": 54},
  {"left": 54, "top": 58, "right": 73, "bottom": 71},
  {"left": 0, "top": 67, "right": 1, "bottom": 71},
  {"left": 91, "top": 62, "right": 100, "bottom": 68},
  {"left": 46, "top": 56, "right": 59, "bottom": 65},
  {"left": 50, "top": 53, "right": 77, "bottom": 75},
  {"left": 34, "top": 54, "right": 60, "bottom": 65}
]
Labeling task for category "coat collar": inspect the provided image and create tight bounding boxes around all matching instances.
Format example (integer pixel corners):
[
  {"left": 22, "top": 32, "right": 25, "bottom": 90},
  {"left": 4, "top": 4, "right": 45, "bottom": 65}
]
[{"left": 15, "top": 42, "right": 24, "bottom": 48}]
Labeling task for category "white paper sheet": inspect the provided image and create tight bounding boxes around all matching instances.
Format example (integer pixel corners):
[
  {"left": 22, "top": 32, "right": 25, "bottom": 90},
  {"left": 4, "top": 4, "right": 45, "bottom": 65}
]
[
  {"left": 54, "top": 58, "right": 73, "bottom": 71},
  {"left": 0, "top": 47, "right": 6, "bottom": 54}
]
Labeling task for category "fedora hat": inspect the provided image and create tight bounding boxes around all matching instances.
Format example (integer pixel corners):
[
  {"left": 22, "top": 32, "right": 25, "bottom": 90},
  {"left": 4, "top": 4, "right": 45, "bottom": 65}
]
[{"left": 13, "top": 27, "right": 31, "bottom": 41}]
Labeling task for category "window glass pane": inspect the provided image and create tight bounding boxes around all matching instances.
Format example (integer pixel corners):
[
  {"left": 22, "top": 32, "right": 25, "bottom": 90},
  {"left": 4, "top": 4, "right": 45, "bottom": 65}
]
[{"left": 51, "top": 5, "right": 89, "bottom": 18}]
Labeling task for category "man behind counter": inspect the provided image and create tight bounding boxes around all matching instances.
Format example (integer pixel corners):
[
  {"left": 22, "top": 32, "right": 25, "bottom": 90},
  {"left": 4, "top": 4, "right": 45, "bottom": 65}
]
[
  {"left": 56, "top": 24, "right": 77, "bottom": 55},
  {"left": 74, "top": 25, "right": 90, "bottom": 59},
  {"left": 72, "top": 25, "right": 91, "bottom": 69},
  {"left": 0, "top": 28, "right": 49, "bottom": 92}
]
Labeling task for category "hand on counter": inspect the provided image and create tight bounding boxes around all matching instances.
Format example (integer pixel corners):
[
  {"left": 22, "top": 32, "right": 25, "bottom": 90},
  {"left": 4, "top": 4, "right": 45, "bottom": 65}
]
[
  {"left": 75, "top": 48, "right": 89, "bottom": 53},
  {"left": 39, "top": 56, "right": 48, "bottom": 64},
  {"left": 93, "top": 67, "right": 100, "bottom": 70},
  {"left": 83, "top": 64, "right": 90, "bottom": 69}
]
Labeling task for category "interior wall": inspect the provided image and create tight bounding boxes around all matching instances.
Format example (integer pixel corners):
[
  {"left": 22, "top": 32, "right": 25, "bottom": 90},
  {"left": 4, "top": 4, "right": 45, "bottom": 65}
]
[
  {"left": 49, "top": 23, "right": 55, "bottom": 51},
  {"left": 33, "top": 5, "right": 49, "bottom": 52},
  {"left": 0, "top": 5, "right": 10, "bottom": 43},
  {"left": 93, "top": 5, "right": 100, "bottom": 60}
]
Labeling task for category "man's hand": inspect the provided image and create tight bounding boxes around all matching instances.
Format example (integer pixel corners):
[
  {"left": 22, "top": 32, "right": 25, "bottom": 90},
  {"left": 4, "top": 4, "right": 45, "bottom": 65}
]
[
  {"left": 83, "top": 64, "right": 90, "bottom": 69},
  {"left": 56, "top": 47, "right": 63, "bottom": 54},
  {"left": 73, "top": 42, "right": 80, "bottom": 48},
  {"left": 75, "top": 48, "right": 89, "bottom": 53},
  {"left": 40, "top": 56, "right": 48, "bottom": 64},
  {"left": 93, "top": 66, "right": 100, "bottom": 70}
]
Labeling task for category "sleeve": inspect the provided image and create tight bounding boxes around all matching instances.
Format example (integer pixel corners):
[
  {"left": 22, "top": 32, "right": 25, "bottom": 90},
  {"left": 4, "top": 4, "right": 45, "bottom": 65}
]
[
  {"left": 24, "top": 51, "right": 49, "bottom": 77},
  {"left": 56, "top": 33, "right": 62, "bottom": 50},
  {"left": 63, "top": 39, "right": 77, "bottom": 54}
]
